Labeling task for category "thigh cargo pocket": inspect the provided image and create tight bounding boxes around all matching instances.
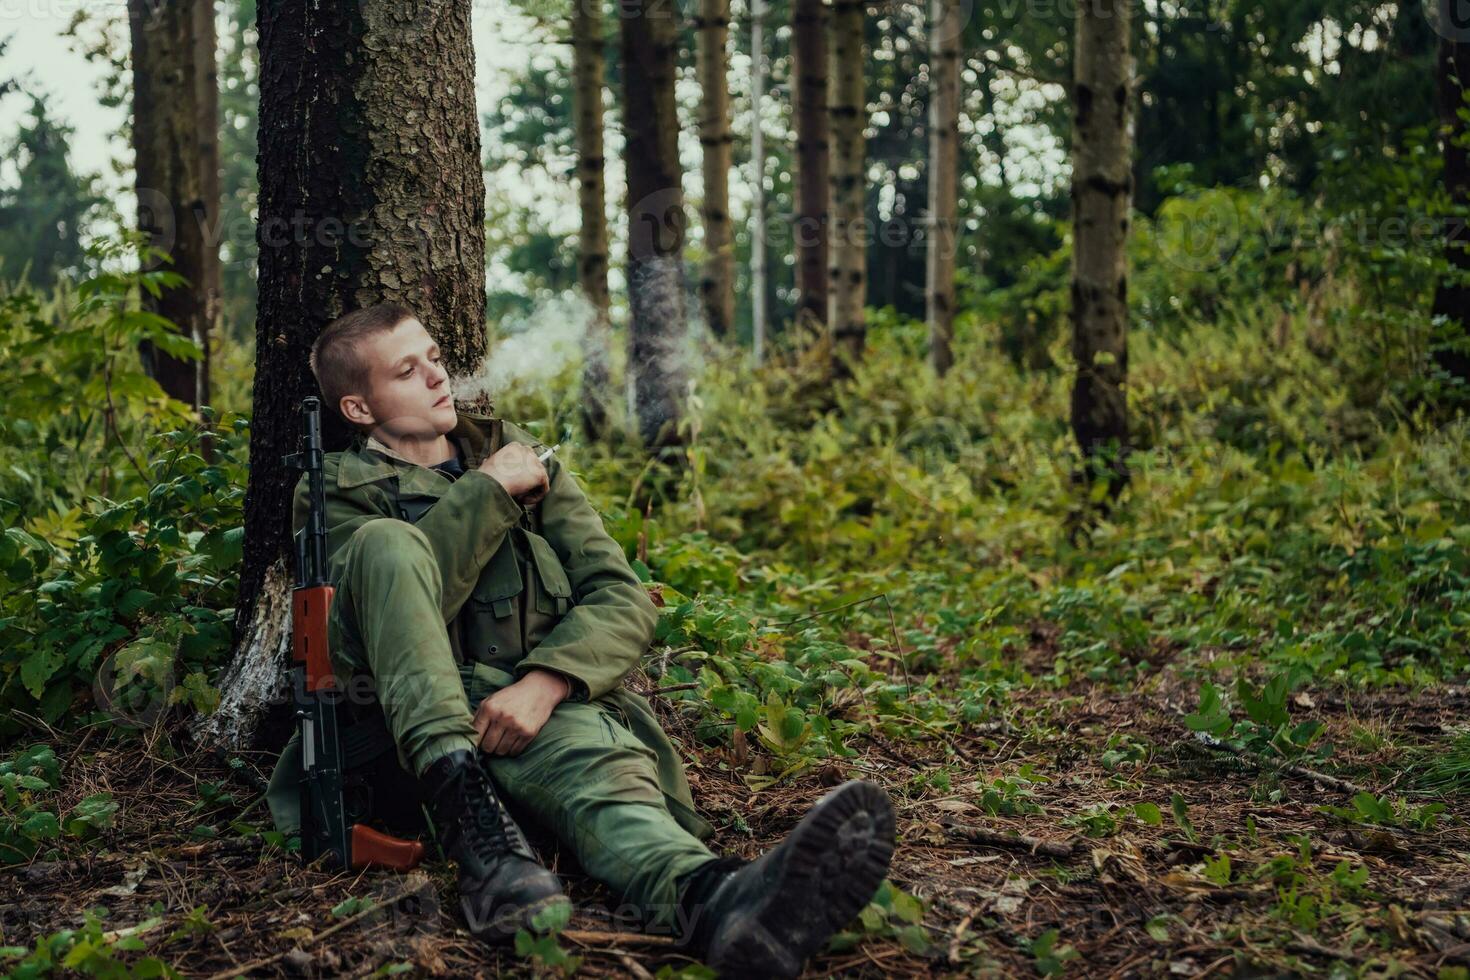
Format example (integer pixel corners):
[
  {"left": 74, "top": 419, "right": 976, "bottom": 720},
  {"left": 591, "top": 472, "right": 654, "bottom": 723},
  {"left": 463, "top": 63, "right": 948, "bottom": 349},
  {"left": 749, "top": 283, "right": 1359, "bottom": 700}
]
[{"left": 466, "top": 541, "right": 523, "bottom": 668}]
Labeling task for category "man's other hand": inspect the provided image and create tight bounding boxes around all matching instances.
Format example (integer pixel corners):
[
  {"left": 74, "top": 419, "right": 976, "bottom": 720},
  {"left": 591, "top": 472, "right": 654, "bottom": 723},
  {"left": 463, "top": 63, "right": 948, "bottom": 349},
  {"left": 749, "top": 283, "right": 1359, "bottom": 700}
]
[
  {"left": 472, "top": 669, "right": 571, "bottom": 756},
  {"left": 478, "top": 443, "right": 549, "bottom": 506}
]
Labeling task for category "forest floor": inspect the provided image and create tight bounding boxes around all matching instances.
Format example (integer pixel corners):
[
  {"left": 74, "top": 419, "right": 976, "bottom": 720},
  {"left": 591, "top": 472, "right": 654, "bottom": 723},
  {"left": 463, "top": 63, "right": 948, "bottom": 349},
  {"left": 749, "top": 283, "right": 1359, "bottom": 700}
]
[{"left": 3, "top": 649, "right": 1468, "bottom": 979}]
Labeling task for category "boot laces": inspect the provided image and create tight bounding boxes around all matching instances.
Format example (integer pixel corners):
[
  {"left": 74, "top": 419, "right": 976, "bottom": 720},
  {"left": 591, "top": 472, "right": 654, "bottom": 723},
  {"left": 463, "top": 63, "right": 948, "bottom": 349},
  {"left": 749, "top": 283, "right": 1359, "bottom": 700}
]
[{"left": 459, "top": 760, "right": 518, "bottom": 863}]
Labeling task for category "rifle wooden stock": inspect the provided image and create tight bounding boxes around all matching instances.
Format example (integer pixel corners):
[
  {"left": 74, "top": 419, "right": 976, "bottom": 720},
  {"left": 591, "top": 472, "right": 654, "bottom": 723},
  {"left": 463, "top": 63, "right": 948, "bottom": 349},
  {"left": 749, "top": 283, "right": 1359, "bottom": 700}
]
[{"left": 351, "top": 824, "right": 426, "bottom": 870}]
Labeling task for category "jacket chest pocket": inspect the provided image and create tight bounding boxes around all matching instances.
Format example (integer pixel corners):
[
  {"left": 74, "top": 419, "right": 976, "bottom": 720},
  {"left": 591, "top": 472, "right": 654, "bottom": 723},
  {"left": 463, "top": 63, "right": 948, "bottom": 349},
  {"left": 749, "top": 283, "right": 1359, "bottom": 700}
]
[
  {"left": 522, "top": 530, "right": 575, "bottom": 650},
  {"left": 524, "top": 532, "right": 574, "bottom": 617},
  {"left": 465, "top": 541, "right": 523, "bottom": 669}
]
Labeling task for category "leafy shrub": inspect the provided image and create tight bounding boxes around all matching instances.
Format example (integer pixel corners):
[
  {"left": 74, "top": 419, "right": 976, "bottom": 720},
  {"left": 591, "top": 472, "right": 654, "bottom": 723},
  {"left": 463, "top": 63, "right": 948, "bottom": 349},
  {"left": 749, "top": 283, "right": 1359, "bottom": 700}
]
[{"left": 0, "top": 239, "right": 242, "bottom": 734}]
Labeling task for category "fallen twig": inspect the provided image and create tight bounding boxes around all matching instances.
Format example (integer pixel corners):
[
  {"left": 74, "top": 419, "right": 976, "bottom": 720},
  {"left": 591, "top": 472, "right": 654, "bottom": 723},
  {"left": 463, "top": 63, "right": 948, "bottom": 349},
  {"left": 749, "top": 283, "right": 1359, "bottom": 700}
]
[
  {"left": 1282, "top": 763, "right": 1365, "bottom": 796},
  {"left": 564, "top": 929, "right": 678, "bottom": 947},
  {"left": 943, "top": 821, "right": 1078, "bottom": 859},
  {"left": 1185, "top": 730, "right": 1368, "bottom": 796},
  {"left": 611, "top": 949, "right": 658, "bottom": 979}
]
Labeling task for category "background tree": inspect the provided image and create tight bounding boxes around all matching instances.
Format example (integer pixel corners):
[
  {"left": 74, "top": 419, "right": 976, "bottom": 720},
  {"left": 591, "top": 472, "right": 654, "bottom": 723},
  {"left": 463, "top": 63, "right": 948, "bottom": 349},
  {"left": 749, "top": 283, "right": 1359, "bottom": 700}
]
[
  {"left": 574, "top": 0, "right": 614, "bottom": 439},
  {"left": 827, "top": 0, "right": 867, "bottom": 373},
  {"left": 217, "top": 0, "right": 261, "bottom": 345},
  {"left": 790, "top": 0, "right": 828, "bottom": 336},
  {"left": 621, "top": 0, "right": 691, "bottom": 450},
  {"left": 481, "top": 57, "right": 581, "bottom": 321},
  {"left": 0, "top": 97, "right": 102, "bottom": 289},
  {"left": 863, "top": 3, "right": 928, "bottom": 323},
  {"left": 750, "top": 0, "right": 769, "bottom": 364},
  {"left": 127, "top": 0, "right": 221, "bottom": 410},
  {"left": 212, "top": 0, "right": 489, "bottom": 749},
  {"left": 696, "top": 0, "right": 735, "bottom": 342},
  {"left": 1433, "top": 13, "right": 1470, "bottom": 393},
  {"left": 925, "top": 0, "right": 961, "bottom": 376},
  {"left": 1069, "top": 0, "right": 1133, "bottom": 492}
]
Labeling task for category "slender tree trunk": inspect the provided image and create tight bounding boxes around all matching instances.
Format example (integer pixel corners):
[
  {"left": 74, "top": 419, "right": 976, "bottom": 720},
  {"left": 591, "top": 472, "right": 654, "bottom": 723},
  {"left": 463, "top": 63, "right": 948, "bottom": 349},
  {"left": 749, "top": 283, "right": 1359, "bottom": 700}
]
[
  {"left": 574, "top": 0, "right": 614, "bottom": 439},
  {"left": 750, "top": 0, "right": 768, "bottom": 363},
  {"left": 208, "top": 0, "right": 487, "bottom": 751},
  {"left": 129, "top": 0, "right": 220, "bottom": 410},
  {"left": 828, "top": 0, "right": 867, "bottom": 375},
  {"left": 193, "top": 0, "right": 220, "bottom": 411},
  {"left": 925, "top": 0, "right": 961, "bottom": 376},
  {"left": 791, "top": 0, "right": 829, "bottom": 336},
  {"left": 1433, "top": 28, "right": 1470, "bottom": 392},
  {"left": 621, "top": 0, "right": 691, "bottom": 450},
  {"left": 1069, "top": 0, "right": 1133, "bottom": 493},
  {"left": 696, "top": 0, "right": 734, "bottom": 342}
]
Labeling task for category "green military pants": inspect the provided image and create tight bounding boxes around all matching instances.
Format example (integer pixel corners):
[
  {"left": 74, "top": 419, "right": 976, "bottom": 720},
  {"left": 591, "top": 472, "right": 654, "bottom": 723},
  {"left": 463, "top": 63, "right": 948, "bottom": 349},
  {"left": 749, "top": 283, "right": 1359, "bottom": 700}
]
[{"left": 331, "top": 518, "right": 718, "bottom": 931}]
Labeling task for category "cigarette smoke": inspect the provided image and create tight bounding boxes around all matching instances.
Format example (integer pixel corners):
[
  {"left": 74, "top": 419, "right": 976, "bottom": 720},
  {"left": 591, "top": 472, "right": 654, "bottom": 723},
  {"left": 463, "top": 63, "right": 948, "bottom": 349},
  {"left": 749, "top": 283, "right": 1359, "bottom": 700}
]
[{"left": 451, "top": 293, "right": 595, "bottom": 407}]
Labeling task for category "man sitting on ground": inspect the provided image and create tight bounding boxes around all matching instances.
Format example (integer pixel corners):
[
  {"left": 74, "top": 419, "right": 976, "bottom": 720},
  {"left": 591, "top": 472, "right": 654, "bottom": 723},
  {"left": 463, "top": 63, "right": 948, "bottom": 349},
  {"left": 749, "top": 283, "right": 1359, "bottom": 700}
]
[{"left": 265, "top": 302, "right": 898, "bottom": 977}]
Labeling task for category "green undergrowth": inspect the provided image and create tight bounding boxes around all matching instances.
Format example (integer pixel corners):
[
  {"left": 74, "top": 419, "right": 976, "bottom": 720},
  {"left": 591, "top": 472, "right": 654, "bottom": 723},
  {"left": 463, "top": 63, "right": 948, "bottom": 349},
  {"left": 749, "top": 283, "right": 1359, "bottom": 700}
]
[{"left": 493, "top": 287, "right": 1470, "bottom": 789}]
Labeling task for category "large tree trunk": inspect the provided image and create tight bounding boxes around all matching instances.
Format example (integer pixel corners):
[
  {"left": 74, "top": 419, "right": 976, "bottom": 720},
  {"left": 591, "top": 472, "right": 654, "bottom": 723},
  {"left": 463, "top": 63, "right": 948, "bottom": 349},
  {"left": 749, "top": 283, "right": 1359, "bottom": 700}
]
[
  {"left": 925, "top": 0, "right": 961, "bottom": 377},
  {"left": 750, "top": 0, "right": 768, "bottom": 363},
  {"left": 696, "top": 0, "right": 734, "bottom": 342},
  {"left": 827, "top": 0, "right": 867, "bottom": 375},
  {"left": 621, "top": 0, "right": 691, "bottom": 450},
  {"left": 1069, "top": 0, "right": 1133, "bottom": 493},
  {"left": 206, "top": 0, "right": 488, "bottom": 751},
  {"left": 574, "top": 0, "right": 614, "bottom": 440},
  {"left": 791, "top": 0, "right": 829, "bottom": 336},
  {"left": 129, "top": 0, "right": 220, "bottom": 410},
  {"left": 1433, "top": 27, "right": 1470, "bottom": 392}
]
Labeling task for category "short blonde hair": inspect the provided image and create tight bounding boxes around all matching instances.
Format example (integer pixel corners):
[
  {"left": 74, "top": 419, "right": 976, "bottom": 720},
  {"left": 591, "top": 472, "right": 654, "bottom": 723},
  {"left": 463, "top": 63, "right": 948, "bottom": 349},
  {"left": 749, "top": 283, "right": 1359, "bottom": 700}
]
[{"left": 309, "top": 303, "right": 417, "bottom": 426}]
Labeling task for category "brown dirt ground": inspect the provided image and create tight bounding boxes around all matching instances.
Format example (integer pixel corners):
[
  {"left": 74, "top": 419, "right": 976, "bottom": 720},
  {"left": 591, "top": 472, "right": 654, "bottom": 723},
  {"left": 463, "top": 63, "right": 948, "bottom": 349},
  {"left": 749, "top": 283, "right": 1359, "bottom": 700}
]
[{"left": 2, "top": 664, "right": 1467, "bottom": 978}]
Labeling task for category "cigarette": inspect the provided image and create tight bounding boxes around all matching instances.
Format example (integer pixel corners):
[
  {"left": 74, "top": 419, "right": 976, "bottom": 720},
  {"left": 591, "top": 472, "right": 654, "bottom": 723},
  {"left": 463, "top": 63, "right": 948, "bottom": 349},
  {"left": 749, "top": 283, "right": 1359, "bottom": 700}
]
[{"left": 537, "top": 444, "right": 560, "bottom": 463}]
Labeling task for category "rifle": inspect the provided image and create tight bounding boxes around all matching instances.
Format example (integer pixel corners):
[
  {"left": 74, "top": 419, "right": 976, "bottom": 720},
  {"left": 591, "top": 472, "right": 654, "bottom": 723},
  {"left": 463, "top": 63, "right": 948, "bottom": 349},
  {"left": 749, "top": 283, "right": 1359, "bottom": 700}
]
[{"left": 286, "top": 396, "right": 426, "bottom": 871}]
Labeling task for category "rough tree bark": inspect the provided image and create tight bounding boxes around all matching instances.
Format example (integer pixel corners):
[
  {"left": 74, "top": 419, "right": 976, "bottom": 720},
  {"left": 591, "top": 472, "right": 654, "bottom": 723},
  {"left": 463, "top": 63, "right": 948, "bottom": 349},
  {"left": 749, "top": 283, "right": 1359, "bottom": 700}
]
[
  {"left": 828, "top": 0, "right": 867, "bottom": 375},
  {"left": 1070, "top": 0, "right": 1132, "bottom": 493},
  {"left": 575, "top": 0, "right": 614, "bottom": 440},
  {"left": 128, "top": 0, "right": 220, "bottom": 410},
  {"left": 926, "top": 0, "right": 961, "bottom": 377},
  {"left": 1433, "top": 22, "right": 1470, "bottom": 392},
  {"left": 621, "top": 0, "right": 691, "bottom": 450},
  {"left": 696, "top": 0, "right": 734, "bottom": 342},
  {"left": 204, "top": 0, "right": 488, "bottom": 751},
  {"left": 791, "top": 0, "right": 829, "bottom": 336}
]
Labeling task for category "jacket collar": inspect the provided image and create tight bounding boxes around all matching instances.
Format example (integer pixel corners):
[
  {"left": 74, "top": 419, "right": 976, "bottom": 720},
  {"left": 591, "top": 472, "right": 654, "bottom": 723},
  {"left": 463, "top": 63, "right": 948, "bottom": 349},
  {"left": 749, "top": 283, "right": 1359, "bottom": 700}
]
[{"left": 336, "top": 410, "right": 500, "bottom": 491}]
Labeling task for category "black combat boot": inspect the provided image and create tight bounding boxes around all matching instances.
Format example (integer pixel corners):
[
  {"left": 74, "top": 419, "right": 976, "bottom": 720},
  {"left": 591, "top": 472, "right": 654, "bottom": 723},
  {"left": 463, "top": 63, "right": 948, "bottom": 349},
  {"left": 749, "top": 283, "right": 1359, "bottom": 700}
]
[
  {"left": 418, "top": 749, "right": 569, "bottom": 942},
  {"left": 675, "top": 780, "right": 896, "bottom": 978}
]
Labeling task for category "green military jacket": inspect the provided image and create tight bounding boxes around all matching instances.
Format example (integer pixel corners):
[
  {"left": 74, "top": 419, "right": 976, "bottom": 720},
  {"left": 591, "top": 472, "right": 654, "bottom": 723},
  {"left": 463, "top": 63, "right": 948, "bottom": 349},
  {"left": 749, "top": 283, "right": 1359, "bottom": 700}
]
[{"left": 264, "top": 410, "right": 711, "bottom": 841}]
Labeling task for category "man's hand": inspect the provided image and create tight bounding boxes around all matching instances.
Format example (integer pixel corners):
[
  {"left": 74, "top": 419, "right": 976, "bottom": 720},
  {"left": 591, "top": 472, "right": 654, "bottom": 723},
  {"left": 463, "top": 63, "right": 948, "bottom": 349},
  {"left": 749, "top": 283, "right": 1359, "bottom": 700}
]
[
  {"left": 479, "top": 443, "right": 549, "bottom": 506},
  {"left": 473, "top": 669, "right": 571, "bottom": 756}
]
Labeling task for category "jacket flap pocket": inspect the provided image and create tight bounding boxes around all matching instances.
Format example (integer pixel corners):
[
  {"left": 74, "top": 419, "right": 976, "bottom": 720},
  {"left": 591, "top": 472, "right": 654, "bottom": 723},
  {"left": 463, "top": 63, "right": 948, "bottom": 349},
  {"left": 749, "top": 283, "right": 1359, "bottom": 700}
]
[
  {"left": 526, "top": 533, "right": 573, "bottom": 599},
  {"left": 472, "top": 543, "right": 522, "bottom": 618}
]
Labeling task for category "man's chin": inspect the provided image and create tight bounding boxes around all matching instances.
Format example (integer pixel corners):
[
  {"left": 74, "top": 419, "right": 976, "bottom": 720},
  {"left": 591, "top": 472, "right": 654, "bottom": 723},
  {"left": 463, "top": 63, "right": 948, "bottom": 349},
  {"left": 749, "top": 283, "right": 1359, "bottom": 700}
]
[{"left": 378, "top": 413, "right": 455, "bottom": 442}]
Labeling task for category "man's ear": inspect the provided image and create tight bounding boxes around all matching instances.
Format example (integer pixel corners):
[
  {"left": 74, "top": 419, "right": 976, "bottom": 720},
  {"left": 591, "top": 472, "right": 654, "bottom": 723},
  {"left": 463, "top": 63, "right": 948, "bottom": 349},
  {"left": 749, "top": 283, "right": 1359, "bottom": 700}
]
[{"left": 340, "top": 394, "right": 376, "bottom": 429}]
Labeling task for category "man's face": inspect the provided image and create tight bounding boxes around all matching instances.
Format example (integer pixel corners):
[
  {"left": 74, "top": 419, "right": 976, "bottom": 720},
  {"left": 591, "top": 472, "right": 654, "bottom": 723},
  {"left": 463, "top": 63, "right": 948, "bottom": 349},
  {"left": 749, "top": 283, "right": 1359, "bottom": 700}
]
[{"left": 341, "top": 318, "right": 457, "bottom": 441}]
